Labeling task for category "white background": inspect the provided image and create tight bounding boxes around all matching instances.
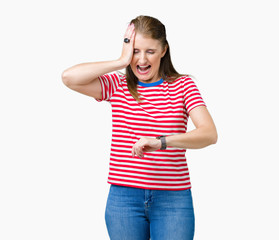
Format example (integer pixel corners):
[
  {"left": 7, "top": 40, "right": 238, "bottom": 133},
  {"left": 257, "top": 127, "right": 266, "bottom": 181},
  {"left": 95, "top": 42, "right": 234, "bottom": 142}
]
[{"left": 1, "top": 0, "right": 278, "bottom": 239}]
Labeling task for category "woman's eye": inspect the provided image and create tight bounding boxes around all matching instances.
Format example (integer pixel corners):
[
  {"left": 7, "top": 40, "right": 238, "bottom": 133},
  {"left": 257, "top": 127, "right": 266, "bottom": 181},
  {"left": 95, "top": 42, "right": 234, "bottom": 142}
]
[
  {"left": 147, "top": 51, "right": 154, "bottom": 54},
  {"left": 133, "top": 50, "right": 139, "bottom": 54}
]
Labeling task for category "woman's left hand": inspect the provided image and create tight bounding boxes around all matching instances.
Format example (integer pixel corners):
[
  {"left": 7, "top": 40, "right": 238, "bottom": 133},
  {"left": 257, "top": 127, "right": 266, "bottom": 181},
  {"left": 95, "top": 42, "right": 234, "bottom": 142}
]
[{"left": 131, "top": 137, "right": 161, "bottom": 158}]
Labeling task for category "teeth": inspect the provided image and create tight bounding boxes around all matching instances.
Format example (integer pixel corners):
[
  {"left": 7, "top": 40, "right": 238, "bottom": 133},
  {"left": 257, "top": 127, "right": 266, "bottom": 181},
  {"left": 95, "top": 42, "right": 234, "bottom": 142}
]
[{"left": 137, "top": 65, "right": 150, "bottom": 71}]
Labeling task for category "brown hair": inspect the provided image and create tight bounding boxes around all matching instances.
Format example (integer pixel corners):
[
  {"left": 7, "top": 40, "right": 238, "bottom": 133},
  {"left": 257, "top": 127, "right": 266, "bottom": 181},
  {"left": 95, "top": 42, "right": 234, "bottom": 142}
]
[{"left": 125, "top": 15, "right": 182, "bottom": 103}]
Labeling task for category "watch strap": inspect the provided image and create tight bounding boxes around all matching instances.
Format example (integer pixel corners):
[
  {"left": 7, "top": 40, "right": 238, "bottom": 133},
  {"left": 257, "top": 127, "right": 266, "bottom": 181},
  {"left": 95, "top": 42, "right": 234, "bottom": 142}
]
[{"left": 156, "top": 135, "right": 167, "bottom": 150}]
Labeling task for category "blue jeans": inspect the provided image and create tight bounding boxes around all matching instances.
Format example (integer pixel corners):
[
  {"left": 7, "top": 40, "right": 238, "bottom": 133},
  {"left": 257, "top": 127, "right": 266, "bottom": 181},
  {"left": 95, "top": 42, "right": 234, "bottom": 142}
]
[{"left": 105, "top": 184, "right": 195, "bottom": 240}]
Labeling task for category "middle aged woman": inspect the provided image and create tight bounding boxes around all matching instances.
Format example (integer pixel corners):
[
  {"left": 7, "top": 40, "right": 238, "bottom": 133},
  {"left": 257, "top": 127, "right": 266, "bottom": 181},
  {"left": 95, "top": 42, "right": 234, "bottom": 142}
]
[{"left": 62, "top": 15, "right": 218, "bottom": 240}]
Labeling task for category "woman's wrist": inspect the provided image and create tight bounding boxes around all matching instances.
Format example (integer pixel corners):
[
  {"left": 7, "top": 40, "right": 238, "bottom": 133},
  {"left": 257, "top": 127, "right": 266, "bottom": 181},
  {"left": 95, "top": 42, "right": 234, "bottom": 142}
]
[
  {"left": 116, "top": 58, "right": 130, "bottom": 69},
  {"left": 156, "top": 136, "right": 167, "bottom": 150}
]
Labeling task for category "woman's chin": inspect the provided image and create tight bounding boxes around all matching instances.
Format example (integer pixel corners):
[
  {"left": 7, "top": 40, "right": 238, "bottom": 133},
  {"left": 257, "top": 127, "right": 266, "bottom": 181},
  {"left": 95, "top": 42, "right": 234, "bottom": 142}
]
[
  {"left": 136, "top": 74, "right": 154, "bottom": 82},
  {"left": 135, "top": 73, "right": 151, "bottom": 81}
]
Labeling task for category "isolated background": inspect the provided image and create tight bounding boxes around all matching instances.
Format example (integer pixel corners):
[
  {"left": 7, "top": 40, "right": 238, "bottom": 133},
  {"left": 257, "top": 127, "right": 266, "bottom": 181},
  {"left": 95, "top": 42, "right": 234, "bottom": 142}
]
[{"left": 1, "top": 0, "right": 278, "bottom": 239}]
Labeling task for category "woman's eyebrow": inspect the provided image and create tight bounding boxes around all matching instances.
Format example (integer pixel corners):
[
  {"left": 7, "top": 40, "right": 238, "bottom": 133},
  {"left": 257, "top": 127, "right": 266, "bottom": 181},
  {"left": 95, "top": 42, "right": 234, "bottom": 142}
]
[{"left": 134, "top": 47, "right": 157, "bottom": 50}]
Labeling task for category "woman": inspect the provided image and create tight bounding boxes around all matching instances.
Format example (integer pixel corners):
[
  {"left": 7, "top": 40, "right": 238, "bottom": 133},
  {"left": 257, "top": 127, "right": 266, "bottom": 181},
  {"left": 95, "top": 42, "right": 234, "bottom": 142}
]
[{"left": 62, "top": 15, "right": 217, "bottom": 240}]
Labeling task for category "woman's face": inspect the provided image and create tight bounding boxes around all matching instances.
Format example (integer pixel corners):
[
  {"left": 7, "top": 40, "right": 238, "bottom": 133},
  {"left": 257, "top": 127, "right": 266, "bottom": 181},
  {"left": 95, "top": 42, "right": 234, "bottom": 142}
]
[{"left": 130, "top": 33, "right": 167, "bottom": 83}]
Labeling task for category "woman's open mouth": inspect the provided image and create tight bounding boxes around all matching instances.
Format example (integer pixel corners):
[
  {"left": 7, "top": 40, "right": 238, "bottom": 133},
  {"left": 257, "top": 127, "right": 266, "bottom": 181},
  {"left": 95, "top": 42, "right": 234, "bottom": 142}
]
[{"left": 136, "top": 65, "right": 151, "bottom": 75}]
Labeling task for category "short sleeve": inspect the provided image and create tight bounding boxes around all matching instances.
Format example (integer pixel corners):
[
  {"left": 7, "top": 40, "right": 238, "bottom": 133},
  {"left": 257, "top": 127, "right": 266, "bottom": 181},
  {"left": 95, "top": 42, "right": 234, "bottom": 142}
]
[
  {"left": 182, "top": 75, "right": 206, "bottom": 114},
  {"left": 94, "top": 72, "right": 122, "bottom": 102}
]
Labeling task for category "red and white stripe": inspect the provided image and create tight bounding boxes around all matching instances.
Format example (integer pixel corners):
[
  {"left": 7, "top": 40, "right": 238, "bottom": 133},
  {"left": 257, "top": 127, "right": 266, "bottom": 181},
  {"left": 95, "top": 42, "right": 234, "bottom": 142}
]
[{"left": 95, "top": 72, "right": 206, "bottom": 190}]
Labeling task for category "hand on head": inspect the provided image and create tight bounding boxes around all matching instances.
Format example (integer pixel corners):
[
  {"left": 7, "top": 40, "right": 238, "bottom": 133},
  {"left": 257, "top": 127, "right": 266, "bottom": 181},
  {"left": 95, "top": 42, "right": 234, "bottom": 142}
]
[{"left": 118, "top": 23, "right": 136, "bottom": 68}]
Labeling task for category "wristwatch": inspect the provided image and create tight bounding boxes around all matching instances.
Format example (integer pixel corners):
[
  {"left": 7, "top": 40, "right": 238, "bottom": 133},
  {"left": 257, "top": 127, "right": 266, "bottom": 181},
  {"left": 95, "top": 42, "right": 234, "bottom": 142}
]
[{"left": 156, "top": 135, "right": 167, "bottom": 150}]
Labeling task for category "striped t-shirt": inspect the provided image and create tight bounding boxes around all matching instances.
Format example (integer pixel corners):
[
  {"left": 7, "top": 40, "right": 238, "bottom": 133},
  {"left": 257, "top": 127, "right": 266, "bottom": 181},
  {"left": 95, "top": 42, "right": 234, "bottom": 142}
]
[{"left": 94, "top": 72, "right": 206, "bottom": 190}]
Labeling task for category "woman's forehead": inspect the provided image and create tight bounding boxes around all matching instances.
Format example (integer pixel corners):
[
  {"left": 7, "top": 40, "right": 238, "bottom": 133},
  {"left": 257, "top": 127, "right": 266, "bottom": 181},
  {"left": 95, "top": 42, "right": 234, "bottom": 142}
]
[{"left": 134, "top": 33, "right": 162, "bottom": 49}]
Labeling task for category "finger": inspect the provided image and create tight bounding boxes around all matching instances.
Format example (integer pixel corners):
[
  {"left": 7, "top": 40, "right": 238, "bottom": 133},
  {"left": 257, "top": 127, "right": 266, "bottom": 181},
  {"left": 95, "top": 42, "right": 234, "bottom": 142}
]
[
  {"left": 135, "top": 147, "right": 140, "bottom": 158},
  {"left": 141, "top": 146, "right": 145, "bottom": 158},
  {"left": 124, "top": 23, "right": 133, "bottom": 38},
  {"left": 124, "top": 24, "right": 135, "bottom": 40},
  {"left": 136, "top": 146, "right": 144, "bottom": 158},
  {"left": 134, "top": 147, "right": 138, "bottom": 157},
  {"left": 130, "top": 30, "right": 135, "bottom": 42},
  {"left": 124, "top": 26, "right": 131, "bottom": 38}
]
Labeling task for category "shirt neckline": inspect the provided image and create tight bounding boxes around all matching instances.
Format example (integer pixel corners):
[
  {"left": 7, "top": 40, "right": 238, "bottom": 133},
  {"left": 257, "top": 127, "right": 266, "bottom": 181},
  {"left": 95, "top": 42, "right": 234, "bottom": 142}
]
[{"left": 137, "top": 78, "right": 164, "bottom": 87}]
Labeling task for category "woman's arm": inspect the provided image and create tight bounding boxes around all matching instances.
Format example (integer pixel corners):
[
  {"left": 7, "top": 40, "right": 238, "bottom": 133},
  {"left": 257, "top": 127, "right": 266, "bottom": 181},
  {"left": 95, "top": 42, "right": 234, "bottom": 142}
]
[
  {"left": 61, "top": 61, "right": 126, "bottom": 99},
  {"left": 131, "top": 106, "right": 217, "bottom": 158},
  {"left": 61, "top": 60, "right": 126, "bottom": 86},
  {"left": 61, "top": 23, "right": 135, "bottom": 98},
  {"left": 166, "top": 106, "right": 218, "bottom": 149}
]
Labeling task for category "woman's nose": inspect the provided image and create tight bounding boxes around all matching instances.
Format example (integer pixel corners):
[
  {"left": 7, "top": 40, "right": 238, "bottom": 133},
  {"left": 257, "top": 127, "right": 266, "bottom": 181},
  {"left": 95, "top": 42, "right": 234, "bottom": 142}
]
[{"left": 138, "top": 53, "right": 147, "bottom": 64}]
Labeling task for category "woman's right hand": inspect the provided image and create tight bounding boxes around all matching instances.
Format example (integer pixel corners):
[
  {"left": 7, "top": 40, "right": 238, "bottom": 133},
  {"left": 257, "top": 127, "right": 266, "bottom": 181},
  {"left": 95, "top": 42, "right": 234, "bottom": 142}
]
[{"left": 118, "top": 23, "right": 136, "bottom": 68}]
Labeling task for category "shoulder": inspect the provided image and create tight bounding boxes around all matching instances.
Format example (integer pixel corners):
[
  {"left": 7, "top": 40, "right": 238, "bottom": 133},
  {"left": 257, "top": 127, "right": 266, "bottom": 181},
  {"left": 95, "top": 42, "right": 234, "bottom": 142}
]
[
  {"left": 177, "top": 74, "right": 199, "bottom": 85},
  {"left": 166, "top": 74, "right": 194, "bottom": 84},
  {"left": 114, "top": 71, "right": 127, "bottom": 85},
  {"left": 116, "top": 71, "right": 126, "bottom": 80},
  {"left": 179, "top": 74, "right": 195, "bottom": 81}
]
